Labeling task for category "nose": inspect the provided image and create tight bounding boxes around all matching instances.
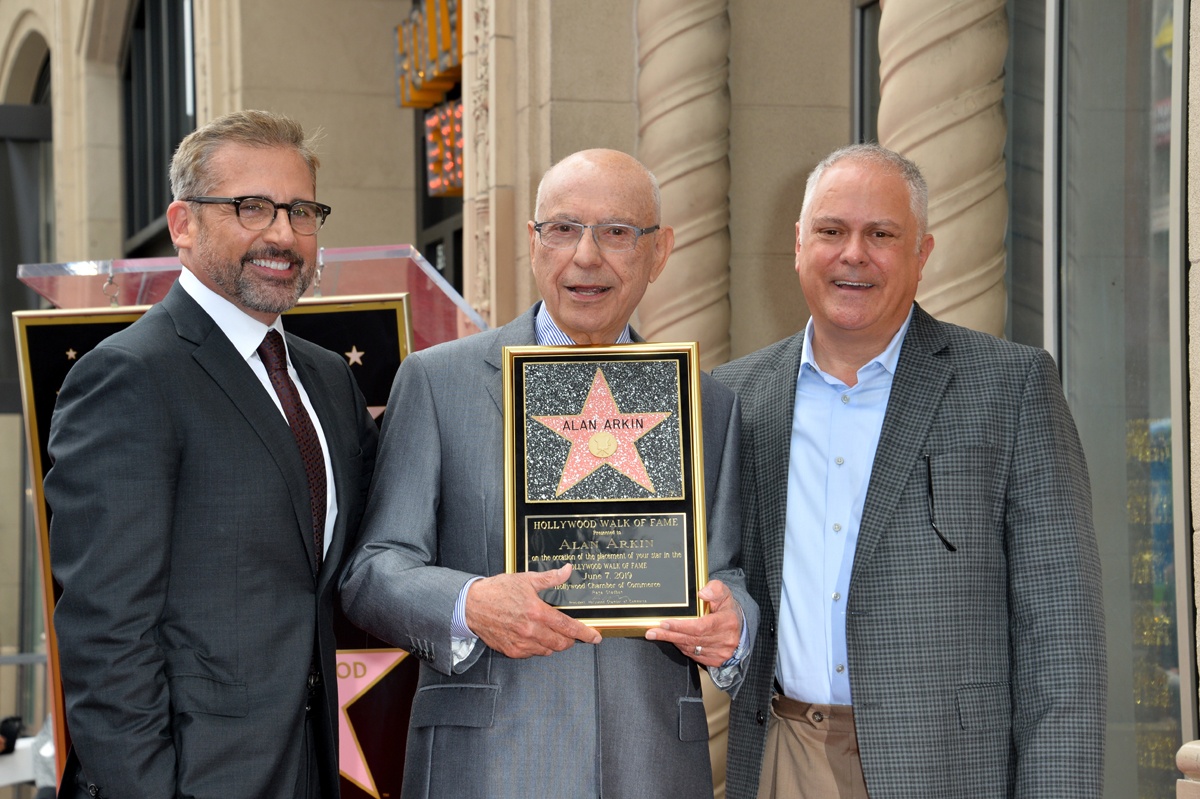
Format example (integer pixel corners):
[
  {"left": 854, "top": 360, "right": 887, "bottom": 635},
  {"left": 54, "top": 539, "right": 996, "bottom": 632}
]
[
  {"left": 572, "top": 227, "right": 604, "bottom": 267},
  {"left": 261, "top": 208, "right": 297, "bottom": 246},
  {"left": 841, "top": 232, "right": 868, "bottom": 266}
]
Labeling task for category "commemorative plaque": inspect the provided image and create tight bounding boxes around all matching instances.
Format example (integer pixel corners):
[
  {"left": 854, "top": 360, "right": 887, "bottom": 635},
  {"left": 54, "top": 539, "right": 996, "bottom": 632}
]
[{"left": 503, "top": 343, "right": 708, "bottom": 636}]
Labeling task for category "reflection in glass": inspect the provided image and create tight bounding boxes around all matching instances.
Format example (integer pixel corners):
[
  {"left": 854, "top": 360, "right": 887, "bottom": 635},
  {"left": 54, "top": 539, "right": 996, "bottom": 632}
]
[{"left": 1059, "top": 0, "right": 1185, "bottom": 795}]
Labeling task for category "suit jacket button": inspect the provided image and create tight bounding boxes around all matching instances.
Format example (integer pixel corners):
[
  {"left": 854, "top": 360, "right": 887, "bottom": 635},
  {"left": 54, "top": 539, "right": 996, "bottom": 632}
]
[
  {"left": 756, "top": 710, "right": 765, "bottom": 725},
  {"left": 769, "top": 622, "right": 776, "bottom": 634}
]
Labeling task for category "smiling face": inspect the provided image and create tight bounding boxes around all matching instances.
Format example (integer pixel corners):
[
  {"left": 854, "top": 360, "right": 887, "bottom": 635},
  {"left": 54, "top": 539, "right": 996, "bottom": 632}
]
[
  {"left": 528, "top": 150, "right": 674, "bottom": 345},
  {"left": 796, "top": 158, "right": 934, "bottom": 364},
  {"left": 166, "top": 143, "right": 320, "bottom": 324}
]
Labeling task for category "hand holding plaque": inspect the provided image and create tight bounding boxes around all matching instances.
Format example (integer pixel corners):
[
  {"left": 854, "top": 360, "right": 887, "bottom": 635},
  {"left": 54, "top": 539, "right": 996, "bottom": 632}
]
[
  {"left": 464, "top": 565, "right": 602, "bottom": 657},
  {"left": 503, "top": 343, "right": 709, "bottom": 636}
]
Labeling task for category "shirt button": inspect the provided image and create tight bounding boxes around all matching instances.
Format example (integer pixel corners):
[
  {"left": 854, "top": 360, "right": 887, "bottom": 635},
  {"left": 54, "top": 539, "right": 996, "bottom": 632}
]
[
  {"left": 841, "top": 395, "right": 850, "bottom": 404},
  {"left": 832, "top": 592, "right": 841, "bottom": 601},
  {"left": 835, "top": 456, "right": 844, "bottom": 465},
  {"left": 836, "top": 664, "right": 845, "bottom": 673},
  {"left": 832, "top": 523, "right": 842, "bottom": 533}
]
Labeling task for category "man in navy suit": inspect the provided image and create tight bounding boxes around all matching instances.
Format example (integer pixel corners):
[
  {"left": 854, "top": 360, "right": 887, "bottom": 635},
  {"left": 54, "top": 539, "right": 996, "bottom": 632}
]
[{"left": 46, "top": 110, "right": 377, "bottom": 799}]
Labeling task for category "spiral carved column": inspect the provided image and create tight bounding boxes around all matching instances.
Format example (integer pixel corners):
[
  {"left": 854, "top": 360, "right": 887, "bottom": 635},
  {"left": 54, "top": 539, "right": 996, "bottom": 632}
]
[
  {"left": 635, "top": 0, "right": 732, "bottom": 369},
  {"left": 877, "top": 0, "right": 1009, "bottom": 337}
]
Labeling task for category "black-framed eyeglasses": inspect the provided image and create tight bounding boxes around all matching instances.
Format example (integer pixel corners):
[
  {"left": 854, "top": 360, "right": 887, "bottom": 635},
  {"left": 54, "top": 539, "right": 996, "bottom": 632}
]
[
  {"left": 183, "top": 196, "right": 332, "bottom": 236},
  {"left": 533, "top": 220, "right": 659, "bottom": 252}
]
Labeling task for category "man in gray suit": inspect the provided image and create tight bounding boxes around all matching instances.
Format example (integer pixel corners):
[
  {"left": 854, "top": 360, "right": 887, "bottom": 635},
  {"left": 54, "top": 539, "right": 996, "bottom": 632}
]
[
  {"left": 716, "top": 144, "right": 1105, "bottom": 798},
  {"left": 341, "top": 148, "right": 758, "bottom": 798},
  {"left": 46, "top": 110, "right": 378, "bottom": 798}
]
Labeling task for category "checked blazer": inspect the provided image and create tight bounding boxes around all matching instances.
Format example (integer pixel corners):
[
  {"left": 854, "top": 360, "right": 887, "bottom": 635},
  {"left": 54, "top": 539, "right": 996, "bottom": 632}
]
[{"left": 714, "top": 304, "right": 1106, "bottom": 799}]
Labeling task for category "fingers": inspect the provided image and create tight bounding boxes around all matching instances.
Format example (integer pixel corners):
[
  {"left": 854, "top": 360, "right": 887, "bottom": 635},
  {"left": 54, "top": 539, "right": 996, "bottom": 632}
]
[
  {"left": 464, "top": 568, "right": 601, "bottom": 659},
  {"left": 526, "top": 563, "right": 574, "bottom": 591},
  {"left": 644, "top": 590, "right": 743, "bottom": 667}
]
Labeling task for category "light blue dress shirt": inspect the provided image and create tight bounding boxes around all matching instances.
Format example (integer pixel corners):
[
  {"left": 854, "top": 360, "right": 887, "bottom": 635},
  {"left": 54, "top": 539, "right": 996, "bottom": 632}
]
[{"left": 777, "top": 307, "right": 913, "bottom": 704}]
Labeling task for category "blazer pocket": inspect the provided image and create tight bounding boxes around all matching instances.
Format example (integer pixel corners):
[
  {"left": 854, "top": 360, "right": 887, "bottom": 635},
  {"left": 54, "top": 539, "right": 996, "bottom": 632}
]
[
  {"left": 956, "top": 682, "right": 1011, "bottom": 731},
  {"left": 678, "top": 696, "right": 709, "bottom": 742},
  {"left": 410, "top": 683, "right": 499, "bottom": 729},
  {"left": 168, "top": 674, "right": 248, "bottom": 718}
]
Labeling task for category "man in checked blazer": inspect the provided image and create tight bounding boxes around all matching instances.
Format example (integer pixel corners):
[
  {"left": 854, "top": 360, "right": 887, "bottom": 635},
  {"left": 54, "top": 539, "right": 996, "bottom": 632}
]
[
  {"left": 715, "top": 144, "right": 1105, "bottom": 798},
  {"left": 45, "top": 111, "right": 377, "bottom": 798}
]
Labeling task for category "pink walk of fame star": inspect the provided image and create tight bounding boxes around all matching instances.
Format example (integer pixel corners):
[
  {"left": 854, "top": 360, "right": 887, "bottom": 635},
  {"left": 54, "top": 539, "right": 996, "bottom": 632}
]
[
  {"left": 532, "top": 367, "right": 671, "bottom": 496},
  {"left": 337, "top": 649, "right": 407, "bottom": 798}
]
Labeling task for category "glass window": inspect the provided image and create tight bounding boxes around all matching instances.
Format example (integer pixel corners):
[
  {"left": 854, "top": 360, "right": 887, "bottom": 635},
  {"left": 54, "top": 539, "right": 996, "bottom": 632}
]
[
  {"left": 122, "top": 0, "right": 195, "bottom": 256},
  {"left": 1054, "top": 0, "right": 1191, "bottom": 795},
  {"left": 855, "top": 1, "right": 881, "bottom": 143}
]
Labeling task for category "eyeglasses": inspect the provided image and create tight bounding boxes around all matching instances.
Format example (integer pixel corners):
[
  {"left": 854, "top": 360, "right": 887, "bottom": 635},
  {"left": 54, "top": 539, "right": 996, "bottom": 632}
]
[
  {"left": 533, "top": 220, "right": 659, "bottom": 252},
  {"left": 183, "top": 196, "right": 332, "bottom": 236}
]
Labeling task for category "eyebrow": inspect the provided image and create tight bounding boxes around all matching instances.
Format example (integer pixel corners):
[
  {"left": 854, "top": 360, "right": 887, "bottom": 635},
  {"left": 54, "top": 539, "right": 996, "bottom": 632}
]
[{"left": 810, "top": 215, "right": 903, "bottom": 231}]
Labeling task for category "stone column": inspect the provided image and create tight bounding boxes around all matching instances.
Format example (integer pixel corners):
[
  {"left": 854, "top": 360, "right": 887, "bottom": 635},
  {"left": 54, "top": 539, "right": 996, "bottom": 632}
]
[
  {"left": 877, "top": 0, "right": 1009, "bottom": 337},
  {"left": 635, "top": 0, "right": 732, "bottom": 370},
  {"left": 463, "top": 0, "right": 517, "bottom": 327}
]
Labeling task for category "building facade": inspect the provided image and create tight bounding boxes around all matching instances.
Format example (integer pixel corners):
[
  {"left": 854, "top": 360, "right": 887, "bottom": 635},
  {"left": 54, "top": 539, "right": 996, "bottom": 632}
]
[{"left": 0, "top": 0, "right": 1195, "bottom": 797}]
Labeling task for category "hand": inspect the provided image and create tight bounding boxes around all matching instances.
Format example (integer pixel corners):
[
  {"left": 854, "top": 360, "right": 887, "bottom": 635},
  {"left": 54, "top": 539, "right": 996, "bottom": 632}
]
[
  {"left": 644, "top": 580, "right": 742, "bottom": 667},
  {"left": 465, "top": 564, "right": 602, "bottom": 658}
]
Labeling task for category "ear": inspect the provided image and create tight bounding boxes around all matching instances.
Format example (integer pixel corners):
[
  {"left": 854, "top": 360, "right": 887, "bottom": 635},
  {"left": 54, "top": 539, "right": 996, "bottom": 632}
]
[
  {"left": 916, "top": 232, "right": 935, "bottom": 280},
  {"left": 646, "top": 225, "right": 675, "bottom": 284},
  {"left": 167, "top": 200, "right": 196, "bottom": 250},
  {"left": 527, "top": 219, "right": 538, "bottom": 263}
]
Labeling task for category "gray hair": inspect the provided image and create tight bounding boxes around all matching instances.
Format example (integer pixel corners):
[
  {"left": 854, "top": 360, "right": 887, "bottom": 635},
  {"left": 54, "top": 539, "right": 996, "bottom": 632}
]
[
  {"left": 169, "top": 109, "right": 320, "bottom": 200},
  {"left": 799, "top": 143, "right": 928, "bottom": 241}
]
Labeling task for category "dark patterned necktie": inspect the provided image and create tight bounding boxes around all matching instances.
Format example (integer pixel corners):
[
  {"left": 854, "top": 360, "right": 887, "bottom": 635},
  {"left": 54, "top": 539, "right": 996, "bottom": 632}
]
[{"left": 258, "top": 330, "right": 326, "bottom": 572}]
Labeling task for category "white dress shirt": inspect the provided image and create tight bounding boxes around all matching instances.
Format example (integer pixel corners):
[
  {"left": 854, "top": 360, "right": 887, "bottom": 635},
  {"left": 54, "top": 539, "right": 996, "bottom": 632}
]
[{"left": 178, "top": 267, "right": 338, "bottom": 557}]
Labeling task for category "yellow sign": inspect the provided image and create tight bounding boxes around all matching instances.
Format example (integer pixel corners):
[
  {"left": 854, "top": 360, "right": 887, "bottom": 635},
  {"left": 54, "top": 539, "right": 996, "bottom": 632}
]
[{"left": 396, "top": 0, "right": 462, "bottom": 109}]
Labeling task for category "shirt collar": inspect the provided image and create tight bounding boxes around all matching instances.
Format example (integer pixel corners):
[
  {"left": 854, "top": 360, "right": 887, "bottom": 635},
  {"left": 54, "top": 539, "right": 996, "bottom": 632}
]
[
  {"left": 800, "top": 304, "right": 914, "bottom": 381},
  {"left": 534, "top": 301, "right": 634, "bottom": 346},
  {"left": 178, "top": 266, "right": 284, "bottom": 361}
]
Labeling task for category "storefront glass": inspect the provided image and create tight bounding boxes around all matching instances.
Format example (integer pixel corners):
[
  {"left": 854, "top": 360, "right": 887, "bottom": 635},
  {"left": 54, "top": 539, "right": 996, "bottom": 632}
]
[{"left": 1055, "top": 0, "right": 1190, "bottom": 795}]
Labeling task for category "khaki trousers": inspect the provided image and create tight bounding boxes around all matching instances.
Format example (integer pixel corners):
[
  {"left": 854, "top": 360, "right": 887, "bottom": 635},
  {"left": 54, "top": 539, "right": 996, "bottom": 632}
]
[{"left": 756, "top": 694, "right": 869, "bottom": 799}]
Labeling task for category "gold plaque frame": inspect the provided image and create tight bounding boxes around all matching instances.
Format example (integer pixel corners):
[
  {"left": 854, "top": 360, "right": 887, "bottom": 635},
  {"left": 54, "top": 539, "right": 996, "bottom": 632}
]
[{"left": 502, "top": 343, "right": 708, "bottom": 636}]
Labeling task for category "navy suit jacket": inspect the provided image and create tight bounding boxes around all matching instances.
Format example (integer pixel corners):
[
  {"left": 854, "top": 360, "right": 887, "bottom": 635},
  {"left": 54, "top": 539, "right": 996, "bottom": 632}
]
[{"left": 46, "top": 282, "right": 378, "bottom": 798}]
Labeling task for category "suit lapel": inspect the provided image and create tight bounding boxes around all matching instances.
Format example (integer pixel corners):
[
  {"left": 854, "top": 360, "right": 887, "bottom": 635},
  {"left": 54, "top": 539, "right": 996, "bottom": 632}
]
[
  {"left": 754, "top": 334, "right": 805, "bottom": 620},
  {"left": 850, "top": 306, "right": 952, "bottom": 587},
  {"left": 163, "top": 285, "right": 319, "bottom": 574},
  {"left": 483, "top": 305, "right": 540, "bottom": 414}
]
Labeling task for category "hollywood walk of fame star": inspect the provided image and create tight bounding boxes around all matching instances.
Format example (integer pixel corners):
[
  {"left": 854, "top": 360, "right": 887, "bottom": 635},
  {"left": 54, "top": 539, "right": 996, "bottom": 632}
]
[
  {"left": 345, "top": 345, "right": 364, "bottom": 366},
  {"left": 532, "top": 368, "right": 671, "bottom": 496},
  {"left": 336, "top": 649, "right": 407, "bottom": 798}
]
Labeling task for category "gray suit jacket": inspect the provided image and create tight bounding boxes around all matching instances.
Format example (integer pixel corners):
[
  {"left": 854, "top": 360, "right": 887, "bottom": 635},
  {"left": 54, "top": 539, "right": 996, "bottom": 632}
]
[
  {"left": 341, "top": 304, "right": 758, "bottom": 799},
  {"left": 714, "top": 305, "right": 1105, "bottom": 799},
  {"left": 46, "top": 282, "right": 378, "bottom": 799}
]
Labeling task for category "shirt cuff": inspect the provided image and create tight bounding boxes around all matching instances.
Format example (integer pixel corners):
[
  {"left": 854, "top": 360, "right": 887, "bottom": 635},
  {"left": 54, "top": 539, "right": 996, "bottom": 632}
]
[
  {"left": 708, "top": 605, "right": 749, "bottom": 688},
  {"left": 450, "top": 576, "right": 484, "bottom": 667}
]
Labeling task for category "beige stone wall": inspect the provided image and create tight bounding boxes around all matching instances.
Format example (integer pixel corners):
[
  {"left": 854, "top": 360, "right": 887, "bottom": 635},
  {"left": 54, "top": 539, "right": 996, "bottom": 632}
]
[
  {"left": 0, "top": 0, "right": 418, "bottom": 263},
  {"left": 726, "top": 0, "right": 850, "bottom": 359},
  {"left": 464, "top": 0, "right": 850, "bottom": 355}
]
